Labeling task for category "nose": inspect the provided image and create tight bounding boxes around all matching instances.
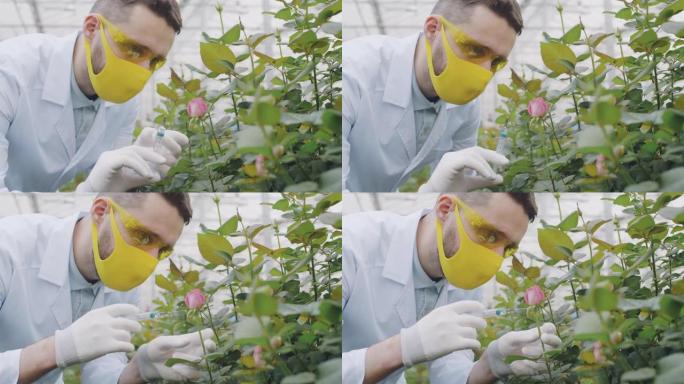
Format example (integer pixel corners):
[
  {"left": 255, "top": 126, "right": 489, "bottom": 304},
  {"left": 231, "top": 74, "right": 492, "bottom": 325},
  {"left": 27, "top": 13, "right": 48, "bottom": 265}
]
[
  {"left": 140, "top": 59, "right": 152, "bottom": 71},
  {"left": 493, "top": 245, "right": 505, "bottom": 257}
]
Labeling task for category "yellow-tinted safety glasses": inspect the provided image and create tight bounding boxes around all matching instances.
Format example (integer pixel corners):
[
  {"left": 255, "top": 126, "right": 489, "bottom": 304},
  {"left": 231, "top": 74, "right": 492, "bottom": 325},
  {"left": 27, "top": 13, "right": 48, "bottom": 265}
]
[
  {"left": 109, "top": 199, "right": 174, "bottom": 260},
  {"left": 438, "top": 16, "right": 508, "bottom": 73},
  {"left": 98, "top": 15, "right": 167, "bottom": 72},
  {"left": 454, "top": 197, "right": 519, "bottom": 257}
]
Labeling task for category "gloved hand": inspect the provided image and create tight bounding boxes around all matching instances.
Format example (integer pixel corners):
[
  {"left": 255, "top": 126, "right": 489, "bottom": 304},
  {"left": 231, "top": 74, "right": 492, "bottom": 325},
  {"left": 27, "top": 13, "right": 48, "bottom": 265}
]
[
  {"left": 400, "top": 301, "right": 486, "bottom": 366},
  {"left": 135, "top": 328, "right": 217, "bottom": 382},
  {"left": 418, "top": 147, "right": 509, "bottom": 192},
  {"left": 54, "top": 304, "right": 142, "bottom": 368},
  {"left": 75, "top": 146, "right": 166, "bottom": 192},
  {"left": 484, "top": 322, "right": 562, "bottom": 377},
  {"left": 135, "top": 127, "right": 189, "bottom": 176}
]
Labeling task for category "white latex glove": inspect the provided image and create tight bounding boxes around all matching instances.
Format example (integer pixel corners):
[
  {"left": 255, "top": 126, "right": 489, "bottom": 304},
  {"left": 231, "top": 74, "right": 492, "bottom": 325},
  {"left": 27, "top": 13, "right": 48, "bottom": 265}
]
[
  {"left": 484, "top": 322, "right": 562, "bottom": 377},
  {"left": 400, "top": 301, "right": 486, "bottom": 366},
  {"left": 135, "top": 328, "right": 217, "bottom": 382},
  {"left": 76, "top": 146, "right": 166, "bottom": 192},
  {"left": 54, "top": 304, "right": 142, "bottom": 368},
  {"left": 418, "top": 147, "right": 509, "bottom": 192},
  {"left": 135, "top": 127, "right": 189, "bottom": 176}
]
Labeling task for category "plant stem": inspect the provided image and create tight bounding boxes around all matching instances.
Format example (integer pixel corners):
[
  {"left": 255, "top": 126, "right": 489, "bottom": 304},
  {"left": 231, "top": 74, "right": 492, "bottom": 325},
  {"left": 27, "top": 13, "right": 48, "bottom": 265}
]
[
  {"left": 649, "top": 241, "right": 659, "bottom": 295},
  {"left": 537, "top": 308, "right": 553, "bottom": 382},
  {"left": 311, "top": 53, "right": 321, "bottom": 111},
  {"left": 309, "top": 245, "right": 318, "bottom": 301},
  {"left": 653, "top": 53, "right": 662, "bottom": 109},
  {"left": 207, "top": 114, "right": 224, "bottom": 155},
  {"left": 204, "top": 304, "right": 221, "bottom": 346},
  {"left": 238, "top": 211, "right": 255, "bottom": 281},
  {"left": 228, "top": 284, "right": 239, "bottom": 322},
  {"left": 198, "top": 323, "right": 215, "bottom": 384}
]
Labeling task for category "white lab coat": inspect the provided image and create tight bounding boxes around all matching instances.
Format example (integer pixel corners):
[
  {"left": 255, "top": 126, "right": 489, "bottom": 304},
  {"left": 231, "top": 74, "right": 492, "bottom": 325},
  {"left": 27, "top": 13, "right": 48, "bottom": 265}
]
[
  {"left": 0, "top": 31, "right": 138, "bottom": 191},
  {"left": 0, "top": 213, "right": 139, "bottom": 384},
  {"left": 342, "top": 33, "right": 481, "bottom": 192},
  {"left": 342, "top": 210, "right": 484, "bottom": 384}
]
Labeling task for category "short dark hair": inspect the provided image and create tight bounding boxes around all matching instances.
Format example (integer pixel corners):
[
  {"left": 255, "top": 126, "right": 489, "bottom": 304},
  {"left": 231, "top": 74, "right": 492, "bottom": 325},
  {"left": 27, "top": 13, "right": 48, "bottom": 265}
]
[
  {"left": 90, "top": 0, "right": 183, "bottom": 34},
  {"left": 432, "top": 0, "right": 524, "bottom": 35},
  {"left": 99, "top": 193, "right": 193, "bottom": 224},
  {"left": 456, "top": 192, "right": 537, "bottom": 222}
]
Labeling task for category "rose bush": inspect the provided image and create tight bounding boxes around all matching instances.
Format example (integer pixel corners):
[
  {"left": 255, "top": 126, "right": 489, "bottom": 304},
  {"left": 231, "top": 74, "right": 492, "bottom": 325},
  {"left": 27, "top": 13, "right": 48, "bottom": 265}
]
[
  {"left": 132, "top": 193, "right": 342, "bottom": 383},
  {"left": 494, "top": 0, "right": 684, "bottom": 192},
  {"left": 480, "top": 193, "right": 684, "bottom": 384},
  {"left": 145, "top": 0, "right": 342, "bottom": 192}
]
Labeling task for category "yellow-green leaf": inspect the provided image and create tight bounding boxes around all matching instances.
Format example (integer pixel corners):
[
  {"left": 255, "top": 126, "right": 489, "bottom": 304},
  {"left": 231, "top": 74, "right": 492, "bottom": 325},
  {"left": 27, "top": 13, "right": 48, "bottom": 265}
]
[
  {"left": 200, "top": 42, "right": 236, "bottom": 74},
  {"left": 538, "top": 228, "right": 574, "bottom": 261},
  {"left": 197, "top": 232, "right": 233, "bottom": 265},
  {"left": 540, "top": 41, "right": 577, "bottom": 74},
  {"left": 155, "top": 275, "right": 177, "bottom": 292}
]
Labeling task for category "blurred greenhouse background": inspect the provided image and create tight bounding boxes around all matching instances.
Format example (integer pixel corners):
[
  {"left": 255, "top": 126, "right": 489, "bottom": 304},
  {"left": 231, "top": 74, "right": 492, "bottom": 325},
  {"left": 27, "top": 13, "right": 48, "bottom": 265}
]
[
  {"left": 0, "top": 193, "right": 341, "bottom": 310},
  {"left": 0, "top": 0, "right": 293, "bottom": 123}
]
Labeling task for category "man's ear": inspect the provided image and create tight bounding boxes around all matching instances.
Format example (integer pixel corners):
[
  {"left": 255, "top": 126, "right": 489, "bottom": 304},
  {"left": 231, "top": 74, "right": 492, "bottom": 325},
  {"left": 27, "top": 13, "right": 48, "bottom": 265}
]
[
  {"left": 91, "top": 198, "right": 109, "bottom": 226},
  {"left": 83, "top": 14, "right": 100, "bottom": 40},
  {"left": 435, "top": 194, "right": 455, "bottom": 223},
  {"left": 424, "top": 15, "right": 440, "bottom": 41}
]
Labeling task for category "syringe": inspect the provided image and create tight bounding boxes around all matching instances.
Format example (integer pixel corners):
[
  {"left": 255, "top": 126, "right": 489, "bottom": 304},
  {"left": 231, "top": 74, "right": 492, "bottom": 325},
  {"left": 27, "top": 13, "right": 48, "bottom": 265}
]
[
  {"left": 126, "top": 310, "right": 183, "bottom": 321},
  {"left": 481, "top": 308, "right": 526, "bottom": 318},
  {"left": 153, "top": 127, "right": 166, "bottom": 153}
]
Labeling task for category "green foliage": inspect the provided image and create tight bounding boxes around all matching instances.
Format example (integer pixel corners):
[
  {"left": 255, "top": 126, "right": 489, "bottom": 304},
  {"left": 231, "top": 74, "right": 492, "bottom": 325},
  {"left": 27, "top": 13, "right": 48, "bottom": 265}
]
[
  {"left": 133, "top": 193, "right": 342, "bottom": 383},
  {"left": 481, "top": 193, "right": 684, "bottom": 384},
  {"left": 147, "top": 0, "right": 342, "bottom": 192},
  {"left": 494, "top": 0, "right": 684, "bottom": 192}
]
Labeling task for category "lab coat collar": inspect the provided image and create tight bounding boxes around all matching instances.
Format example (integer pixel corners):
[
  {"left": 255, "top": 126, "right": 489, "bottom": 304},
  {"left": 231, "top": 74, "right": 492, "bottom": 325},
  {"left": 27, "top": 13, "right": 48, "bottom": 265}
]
[
  {"left": 382, "top": 33, "right": 420, "bottom": 109},
  {"left": 381, "top": 209, "right": 432, "bottom": 327},
  {"left": 42, "top": 32, "right": 79, "bottom": 106}
]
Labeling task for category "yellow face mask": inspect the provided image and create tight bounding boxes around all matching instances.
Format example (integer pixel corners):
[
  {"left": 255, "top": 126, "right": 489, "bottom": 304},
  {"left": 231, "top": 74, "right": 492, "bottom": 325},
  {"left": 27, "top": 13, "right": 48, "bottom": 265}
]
[
  {"left": 425, "top": 16, "right": 507, "bottom": 105},
  {"left": 92, "top": 199, "right": 173, "bottom": 291},
  {"left": 436, "top": 197, "right": 517, "bottom": 289},
  {"left": 84, "top": 15, "right": 166, "bottom": 104}
]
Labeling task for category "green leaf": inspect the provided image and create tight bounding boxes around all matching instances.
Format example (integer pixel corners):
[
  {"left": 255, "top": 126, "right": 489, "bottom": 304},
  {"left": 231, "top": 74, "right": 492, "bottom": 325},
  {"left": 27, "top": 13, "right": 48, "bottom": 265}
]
[
  {"left": 562, "top": 24, "right": 582, "bottom": 44},
  {"left": 220, "top": 24, "right": 241, "bottom": 44},
  {"left": 197, "top": 232, "right": 233, "bottom": 265},
  {"left": 253, "top": 292, "right": 278, "bottom": 316},
  {"left": 590, "top": 287, "right": 617, "bottom": 311},
  {"left": 537, "top": 228, "right": 573, "bottom": 261},
  {"left": 282, "top": 372, "right": 316, "bottom": 384},
  {"left": 495, "top": 271, "right": 519, "bottom": 290},
  {"left": 559, "top": 211, "right": 579, "bottom": 230},
  {"left": 593, "top": 102, "right": 621, "bottom": 126},
  {"left": 540, "top": 41, "right": 577, "bottom": 74},
  {"left": 156, "top": 83, "right": 178, "bottom": 101},
  {"left": 199, "top": 42, "right": 236, "bottom": 74},
  {"left": 627, "top": 215, "right": 655, "bottom": 238},
  {"left": 183, "top": 270, "right": 199, "bottom": 284},
  {"left": 272, "top": 198, "right": 290, "bottom": 211},
  {"left": 253, "top": 102, "right": 281, "bottom": 126},
  {"left": 621, "top": 368, "right": 656, "bottom": 381},
  {"left": 155, "top": 275, "right": 177, "bottom": 292},
  {"left": 218, "top": 215, "right": 239, "bottom": 236}
]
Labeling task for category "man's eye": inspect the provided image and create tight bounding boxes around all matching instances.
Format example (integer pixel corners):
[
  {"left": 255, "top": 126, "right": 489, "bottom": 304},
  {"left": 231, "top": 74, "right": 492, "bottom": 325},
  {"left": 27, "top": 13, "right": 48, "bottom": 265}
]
[
  {"left": 464, "top": 44, "right": 486, "bottom": 57},
  {"left": 134, "top": 232, "right": 151, "bottom": 245}
]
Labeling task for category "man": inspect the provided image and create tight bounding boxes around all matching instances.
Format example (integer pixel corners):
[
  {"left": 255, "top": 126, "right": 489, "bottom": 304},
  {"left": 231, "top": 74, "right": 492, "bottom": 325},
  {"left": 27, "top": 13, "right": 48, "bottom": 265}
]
[
  {"left": 0, "top": 0, "right": 189, "bottom": 192},
  {"left": 0, "top": 193, "right": 216, "bottom": 383},
  {"left": 343, "top": 0, "right": 523, "bottom": 192},
  {"left": 342, "top": 193, "right": 562, "bottom": 383}
]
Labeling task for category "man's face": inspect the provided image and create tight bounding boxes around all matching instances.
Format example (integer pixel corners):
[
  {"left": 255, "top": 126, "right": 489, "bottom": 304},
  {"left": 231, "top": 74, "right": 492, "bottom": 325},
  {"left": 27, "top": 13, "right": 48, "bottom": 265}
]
[
  {"left": 87, "top": 4, "right": 176, "bottom": 74},
  {"left": 441, "top": 194, "right": 529, "bottom": 259},
  {"left": 94, "top": 195, "right": 184, "bottom": 263},
  {"left": 427, "top": 5, "right": 517, "bottom": 75}
]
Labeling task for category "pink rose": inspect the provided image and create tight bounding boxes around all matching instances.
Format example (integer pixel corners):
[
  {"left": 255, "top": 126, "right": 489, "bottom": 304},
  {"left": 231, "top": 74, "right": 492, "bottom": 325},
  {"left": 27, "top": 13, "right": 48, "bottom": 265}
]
[
  {"left": 187, "top": 97, "right": 209, "bottom": 118},
  {"left": 255, "top": 155, "right": 267, "bottom": 177},
  {"left": 593, "top": 342, "right": 605, "bottom": 363},
  {"left": 184, "top": 288, "right": 206, "bottom": 309},
  {"left": 253, "top": 345, "right": 265, "bottom": 368},
  {"left": 596, "top": 154, "right": 608, "bottom": 176},
  {"left": 524, "top": 285, "right": 545, "bottom": 306},
  {"left": 527, "top": 97, "right": 550, "bottom": 117}
]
